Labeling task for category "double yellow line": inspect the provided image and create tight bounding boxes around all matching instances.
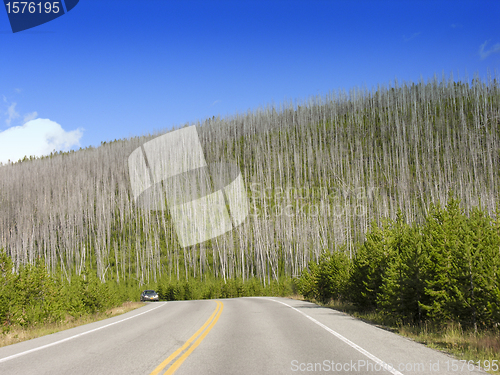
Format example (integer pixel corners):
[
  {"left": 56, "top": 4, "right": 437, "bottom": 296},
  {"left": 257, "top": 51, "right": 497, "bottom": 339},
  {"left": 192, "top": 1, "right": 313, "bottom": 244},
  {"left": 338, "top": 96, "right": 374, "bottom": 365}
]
[{"left": 149, "top": 300, "right": 224, "bottom": 375}]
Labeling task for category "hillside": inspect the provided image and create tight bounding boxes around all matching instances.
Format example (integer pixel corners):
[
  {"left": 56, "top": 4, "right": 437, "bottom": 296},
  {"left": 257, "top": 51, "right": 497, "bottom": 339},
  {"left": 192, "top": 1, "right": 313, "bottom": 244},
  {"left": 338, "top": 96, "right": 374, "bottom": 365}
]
[{"left": 0, "top": 74, "right": 499, "bottom": 286}]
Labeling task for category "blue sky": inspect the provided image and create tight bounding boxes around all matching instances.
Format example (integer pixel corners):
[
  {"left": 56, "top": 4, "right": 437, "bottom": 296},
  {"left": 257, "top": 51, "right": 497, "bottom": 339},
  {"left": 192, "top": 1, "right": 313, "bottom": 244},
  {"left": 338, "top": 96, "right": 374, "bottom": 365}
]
[{"left": 0, "top": 0, "right": 499, "bottom": 164}]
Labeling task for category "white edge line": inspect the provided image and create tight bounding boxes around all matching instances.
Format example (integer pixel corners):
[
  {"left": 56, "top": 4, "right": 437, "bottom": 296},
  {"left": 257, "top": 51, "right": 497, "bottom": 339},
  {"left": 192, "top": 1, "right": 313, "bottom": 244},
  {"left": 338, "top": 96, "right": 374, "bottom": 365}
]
[
  {"left": 0, "top": 302, "right": 166, "bottom": 363},
  {"left": 267, "top": 298, "right": 404, "bottom": 375}
]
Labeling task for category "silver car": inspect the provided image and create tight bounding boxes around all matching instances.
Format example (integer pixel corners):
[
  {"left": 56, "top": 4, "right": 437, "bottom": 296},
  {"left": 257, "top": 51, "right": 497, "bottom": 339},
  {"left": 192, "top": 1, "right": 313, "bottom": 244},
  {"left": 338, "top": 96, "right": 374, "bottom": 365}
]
[{"left": 140, "top": 290, "right": 159, "bottom": 302}]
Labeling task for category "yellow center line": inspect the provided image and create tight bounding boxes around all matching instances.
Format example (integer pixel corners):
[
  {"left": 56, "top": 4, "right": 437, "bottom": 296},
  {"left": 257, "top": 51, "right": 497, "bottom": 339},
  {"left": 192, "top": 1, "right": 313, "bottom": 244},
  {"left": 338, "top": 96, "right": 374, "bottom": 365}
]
[
  {"left": 149, "top": 300, "right": 223, "bottom": 375},
  {"left": 164, "top": 301, "right": 223, "bottom": 375}
]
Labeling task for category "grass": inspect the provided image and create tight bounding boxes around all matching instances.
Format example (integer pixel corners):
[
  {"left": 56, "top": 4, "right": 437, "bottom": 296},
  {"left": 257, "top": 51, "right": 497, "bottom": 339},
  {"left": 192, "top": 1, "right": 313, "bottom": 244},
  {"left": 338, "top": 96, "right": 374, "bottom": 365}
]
[
  {"left": 0, "top": 301, "right": 145, "bottom": 348},
  {"left": 299, "top": 298, "right": 500, "bottom": 375},
  {"left": 399, "top": 323, "right": 500, "bottom": 375}
]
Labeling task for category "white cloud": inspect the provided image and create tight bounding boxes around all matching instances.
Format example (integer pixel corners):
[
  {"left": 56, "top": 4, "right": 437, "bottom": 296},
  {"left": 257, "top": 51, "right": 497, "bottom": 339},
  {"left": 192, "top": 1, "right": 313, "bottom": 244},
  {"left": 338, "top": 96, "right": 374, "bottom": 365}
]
[
  {"left": 5, "top": 102, "right": 20, "bottom": 126},
  {"left": 23, "top": 111, "right": 38, "bottom": 123},
  {"left": 0, "top": 118, "right": 83, "bottom": 164},
  {"left": 479, "top": 40, "right": 500, "bottom": 60}
]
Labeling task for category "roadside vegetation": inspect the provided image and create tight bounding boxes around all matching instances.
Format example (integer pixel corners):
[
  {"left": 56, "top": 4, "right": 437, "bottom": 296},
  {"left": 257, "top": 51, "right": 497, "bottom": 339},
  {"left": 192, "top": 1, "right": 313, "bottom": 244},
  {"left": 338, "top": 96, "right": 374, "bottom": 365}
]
[
  {"left": 295, "top": 196, "right": 500, "bottom": 373},
  {"left": 0, "top": 251, "right": 139, "bottom": 333}
]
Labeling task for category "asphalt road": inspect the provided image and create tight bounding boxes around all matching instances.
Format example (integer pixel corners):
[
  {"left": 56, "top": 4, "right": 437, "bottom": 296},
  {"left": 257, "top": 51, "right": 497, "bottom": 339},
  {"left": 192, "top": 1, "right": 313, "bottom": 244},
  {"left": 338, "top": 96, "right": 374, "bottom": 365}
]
[{"left": 0, "top": 297, "right": 490, "bottom": 375}]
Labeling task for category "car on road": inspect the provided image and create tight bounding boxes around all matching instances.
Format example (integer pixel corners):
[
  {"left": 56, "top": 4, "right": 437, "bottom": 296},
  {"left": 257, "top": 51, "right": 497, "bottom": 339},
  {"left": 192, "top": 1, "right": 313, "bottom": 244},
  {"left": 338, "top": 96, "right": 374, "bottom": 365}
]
[{"left": 140, "top": 290, "right": 159, "bottom": 302}]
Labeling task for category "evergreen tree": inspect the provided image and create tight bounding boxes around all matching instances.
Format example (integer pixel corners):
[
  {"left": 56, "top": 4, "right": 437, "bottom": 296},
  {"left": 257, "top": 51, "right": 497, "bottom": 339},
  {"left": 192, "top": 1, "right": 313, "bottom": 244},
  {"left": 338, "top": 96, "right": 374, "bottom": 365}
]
[
  {"left": 0, "top": 250, "right": 15, "bottom": 330},
  {"left": 315, "top": 249, "right": 351, "bottom": 302},
  {"left": 458, "top": 207, "right": 500, "bottom": 329},
  {"left": 348, "top": 220, "right": 393, "bottom": 309},
  {"left": 378, "top": 212, "right": 427, "bottom": 324},
  {"left": 421, "top": 196, "right": 466, "bottom": 324}
]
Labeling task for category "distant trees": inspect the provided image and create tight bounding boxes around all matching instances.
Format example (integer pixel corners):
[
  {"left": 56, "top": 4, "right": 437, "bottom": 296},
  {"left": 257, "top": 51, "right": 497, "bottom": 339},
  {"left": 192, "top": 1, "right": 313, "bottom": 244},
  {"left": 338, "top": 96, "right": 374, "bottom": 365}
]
[{"left": 0, "top": 73, "right": 498, "bottom": 286}]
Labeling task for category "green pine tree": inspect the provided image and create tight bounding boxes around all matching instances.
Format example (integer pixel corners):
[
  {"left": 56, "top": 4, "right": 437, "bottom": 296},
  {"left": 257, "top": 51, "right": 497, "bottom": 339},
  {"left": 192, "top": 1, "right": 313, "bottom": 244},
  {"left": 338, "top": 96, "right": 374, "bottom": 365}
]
[
  {"left": 421, "top": 195, "right": 466, "bottom": 324},
  {"left": 348, "top": 219, "right": 393, "bottom": 310},
  {"left": 378, "top": 212, "right": 427, "bottom": 324}
]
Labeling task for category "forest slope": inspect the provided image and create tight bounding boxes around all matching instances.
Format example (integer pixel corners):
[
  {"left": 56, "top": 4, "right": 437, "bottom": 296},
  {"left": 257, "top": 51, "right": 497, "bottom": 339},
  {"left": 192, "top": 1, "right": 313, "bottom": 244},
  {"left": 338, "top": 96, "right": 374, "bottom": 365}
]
[{"left": 0, "top": 74, "right": 499, "bottom": 285}]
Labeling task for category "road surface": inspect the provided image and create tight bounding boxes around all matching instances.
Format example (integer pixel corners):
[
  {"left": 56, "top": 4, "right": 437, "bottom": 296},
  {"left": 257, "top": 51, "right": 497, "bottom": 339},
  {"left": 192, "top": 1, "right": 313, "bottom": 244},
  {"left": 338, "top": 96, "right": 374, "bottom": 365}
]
[{"left": 0, "top": 297, "right": 489, "bottom": 374}]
